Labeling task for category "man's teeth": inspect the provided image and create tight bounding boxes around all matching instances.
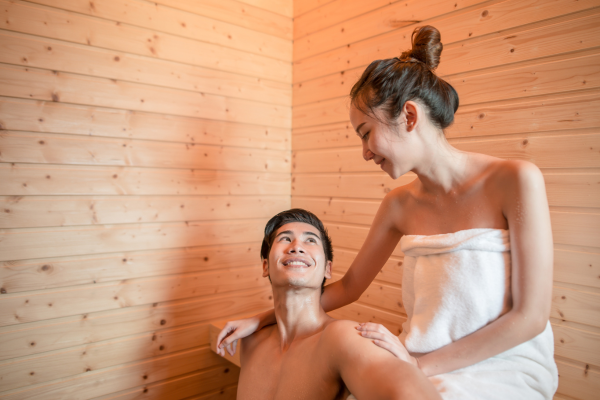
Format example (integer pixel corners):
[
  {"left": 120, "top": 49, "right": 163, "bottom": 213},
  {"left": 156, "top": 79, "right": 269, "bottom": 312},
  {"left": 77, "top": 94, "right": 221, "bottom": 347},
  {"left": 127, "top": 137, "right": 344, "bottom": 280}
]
[{"left": 286, "top": 261, "right": 308, "bottom": 266}]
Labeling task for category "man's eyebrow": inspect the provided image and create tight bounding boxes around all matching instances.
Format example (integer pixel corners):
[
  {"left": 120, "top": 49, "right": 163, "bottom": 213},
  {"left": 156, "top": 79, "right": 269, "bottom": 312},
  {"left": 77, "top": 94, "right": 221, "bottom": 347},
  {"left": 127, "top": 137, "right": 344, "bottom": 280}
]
[
  {"left": 355, "top": 122, "right": 366, "bottom": 136},
  {"left": 274, "top": 230, "right": 321, "bottom": 240}
]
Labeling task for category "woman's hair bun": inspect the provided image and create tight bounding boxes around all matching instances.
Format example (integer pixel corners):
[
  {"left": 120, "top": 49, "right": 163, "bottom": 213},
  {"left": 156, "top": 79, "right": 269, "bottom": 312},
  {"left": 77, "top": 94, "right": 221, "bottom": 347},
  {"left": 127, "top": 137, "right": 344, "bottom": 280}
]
[{"left": 400, "top": 25, "right": 443, "bottom": 71}]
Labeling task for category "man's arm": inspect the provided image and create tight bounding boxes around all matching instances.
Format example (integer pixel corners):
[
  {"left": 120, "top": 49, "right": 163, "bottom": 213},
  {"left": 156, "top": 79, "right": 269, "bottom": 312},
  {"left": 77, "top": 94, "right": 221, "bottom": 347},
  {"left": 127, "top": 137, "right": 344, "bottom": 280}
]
[{"left": 326, "top": 321, "right": 441, "bottom": 400}]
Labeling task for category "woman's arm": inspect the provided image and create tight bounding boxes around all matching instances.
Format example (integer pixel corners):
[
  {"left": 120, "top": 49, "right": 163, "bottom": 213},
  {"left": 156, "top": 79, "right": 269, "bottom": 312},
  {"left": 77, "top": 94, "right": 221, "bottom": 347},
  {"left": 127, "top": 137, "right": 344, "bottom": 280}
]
[
  {"left": 321, "top": 190, "right": 403, "bottom": 312},
  {"left": 360, "top": 161, "right": 554, "bottom": 376}
]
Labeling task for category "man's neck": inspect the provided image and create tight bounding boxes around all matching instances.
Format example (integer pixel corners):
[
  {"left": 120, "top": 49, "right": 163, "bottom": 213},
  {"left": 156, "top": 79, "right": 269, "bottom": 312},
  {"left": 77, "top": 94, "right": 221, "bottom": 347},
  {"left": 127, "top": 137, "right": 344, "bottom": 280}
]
[{"left": 272, "top": 286, "right": 331, "bottom": 352}]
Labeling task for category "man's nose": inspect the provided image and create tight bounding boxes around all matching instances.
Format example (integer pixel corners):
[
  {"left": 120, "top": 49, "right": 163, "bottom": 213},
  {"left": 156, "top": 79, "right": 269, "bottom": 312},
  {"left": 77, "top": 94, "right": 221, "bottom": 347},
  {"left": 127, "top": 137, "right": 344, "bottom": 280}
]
[
  {"left": 362, "top": 140, "right": 374, "bottom": 161},
  {"left": 288, "top": 239, "right": 305, "bottom": 253}
]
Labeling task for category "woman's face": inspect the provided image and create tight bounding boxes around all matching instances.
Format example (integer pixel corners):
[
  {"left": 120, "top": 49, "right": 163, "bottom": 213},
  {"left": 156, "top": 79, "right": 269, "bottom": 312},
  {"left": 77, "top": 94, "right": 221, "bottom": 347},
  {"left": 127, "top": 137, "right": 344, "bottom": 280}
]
[{"left": 349, "top": 104, "right": 413, "bottom": 179}]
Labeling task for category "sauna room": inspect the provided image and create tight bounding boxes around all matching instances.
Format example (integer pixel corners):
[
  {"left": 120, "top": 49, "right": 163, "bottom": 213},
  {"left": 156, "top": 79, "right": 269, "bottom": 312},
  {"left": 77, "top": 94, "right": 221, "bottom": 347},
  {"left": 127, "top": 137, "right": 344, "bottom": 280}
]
[{"left": 0, "top": 0, "right": 598, "bottom": 398}]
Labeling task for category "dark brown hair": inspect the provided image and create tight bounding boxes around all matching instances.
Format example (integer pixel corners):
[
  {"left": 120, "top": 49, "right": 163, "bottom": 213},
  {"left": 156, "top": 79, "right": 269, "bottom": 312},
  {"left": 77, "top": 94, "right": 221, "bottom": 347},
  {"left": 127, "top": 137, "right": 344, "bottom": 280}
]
[{"left": 350, "top": 25, "right": 459, "bottom": 130}]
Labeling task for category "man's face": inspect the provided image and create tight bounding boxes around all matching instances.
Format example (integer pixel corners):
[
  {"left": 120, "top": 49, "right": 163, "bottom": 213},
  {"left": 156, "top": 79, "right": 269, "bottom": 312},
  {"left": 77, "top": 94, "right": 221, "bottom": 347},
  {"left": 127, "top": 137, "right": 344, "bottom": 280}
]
[{"left": 263, "top": 222, "right": 332, "bottom": 290}]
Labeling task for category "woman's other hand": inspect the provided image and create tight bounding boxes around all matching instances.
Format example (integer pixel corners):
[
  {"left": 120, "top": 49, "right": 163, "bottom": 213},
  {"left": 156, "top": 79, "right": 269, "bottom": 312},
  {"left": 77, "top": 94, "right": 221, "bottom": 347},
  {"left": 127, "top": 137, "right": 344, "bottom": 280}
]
[
  {"left": 356, "top": 323, "right": 419, "bottom": 368},
  {"left": 216, "top": 316, "right": 260, "bottom": 356}
]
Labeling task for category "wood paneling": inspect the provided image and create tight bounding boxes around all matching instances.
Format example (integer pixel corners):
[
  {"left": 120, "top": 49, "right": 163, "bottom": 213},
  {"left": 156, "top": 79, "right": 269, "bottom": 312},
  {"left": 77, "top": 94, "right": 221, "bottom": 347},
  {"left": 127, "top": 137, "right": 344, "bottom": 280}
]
[{"left": 0, "top": 0, "right": 291, "bottom": 397}]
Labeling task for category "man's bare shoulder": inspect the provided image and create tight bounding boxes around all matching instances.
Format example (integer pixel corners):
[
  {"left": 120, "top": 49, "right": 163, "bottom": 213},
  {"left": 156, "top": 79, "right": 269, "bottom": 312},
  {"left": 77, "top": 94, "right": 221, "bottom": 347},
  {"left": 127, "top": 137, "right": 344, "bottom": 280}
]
[
  {"left": 241, "top": 324, "right": 278, "bottom": 356},
  {"left": 320, "top": 319, "right": 365, "bottom": 350}
]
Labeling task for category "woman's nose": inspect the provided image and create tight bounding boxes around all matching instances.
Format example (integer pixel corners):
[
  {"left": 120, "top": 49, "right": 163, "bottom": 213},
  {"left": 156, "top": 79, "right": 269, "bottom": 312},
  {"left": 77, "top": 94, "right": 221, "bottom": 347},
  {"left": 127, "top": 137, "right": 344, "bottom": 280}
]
[{"left": 362, "top": 141, "right": 374, "bottom": 161}]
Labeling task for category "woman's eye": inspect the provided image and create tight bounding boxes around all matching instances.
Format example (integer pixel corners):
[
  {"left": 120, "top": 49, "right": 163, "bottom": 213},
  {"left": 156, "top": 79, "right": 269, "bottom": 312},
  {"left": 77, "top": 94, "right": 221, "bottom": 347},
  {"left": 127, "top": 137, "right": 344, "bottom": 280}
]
[{"left": 363, "top": 131, "right": 370, "bottom": 140}]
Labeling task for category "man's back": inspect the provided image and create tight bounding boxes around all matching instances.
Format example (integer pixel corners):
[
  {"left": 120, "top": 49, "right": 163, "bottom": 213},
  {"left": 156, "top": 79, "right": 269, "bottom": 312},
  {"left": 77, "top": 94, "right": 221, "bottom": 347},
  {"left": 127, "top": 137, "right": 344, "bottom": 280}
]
[{"left": 237, "top": 319, "right": 351, "bottom": 400}]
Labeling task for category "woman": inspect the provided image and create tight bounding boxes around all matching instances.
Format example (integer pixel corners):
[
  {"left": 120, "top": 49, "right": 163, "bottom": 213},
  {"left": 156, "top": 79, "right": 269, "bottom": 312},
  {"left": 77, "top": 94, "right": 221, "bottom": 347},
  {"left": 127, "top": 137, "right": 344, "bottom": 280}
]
[{"left": 217, "top": 25, "right": 558, "bottom": 399}]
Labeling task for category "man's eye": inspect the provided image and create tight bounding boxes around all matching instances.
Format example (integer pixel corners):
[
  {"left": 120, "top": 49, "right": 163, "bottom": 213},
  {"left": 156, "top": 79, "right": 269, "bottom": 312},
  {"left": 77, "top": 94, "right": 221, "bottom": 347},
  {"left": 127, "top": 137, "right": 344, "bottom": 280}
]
[
  {"left": 280, "top": 237, "right": 291, "bottom": 242},
  {"left": 307, "top": 238, "right": 316, "bottom": 243}
]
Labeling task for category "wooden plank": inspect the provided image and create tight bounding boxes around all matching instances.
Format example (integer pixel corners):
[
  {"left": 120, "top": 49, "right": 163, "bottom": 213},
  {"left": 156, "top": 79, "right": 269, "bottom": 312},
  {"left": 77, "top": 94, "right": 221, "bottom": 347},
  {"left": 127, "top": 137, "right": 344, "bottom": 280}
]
[
  {"left": 446, "top": 91, "right": 600, "bottom": 140},
  {"left": 293, "top": 0, "right": 600, "bottom": 83},
  {"left": 293, "top": 172, "right": 600, "bottom": 208},
  {"left": 553, "top": 322, "right": 600, "bottom": 367},
  {"left": 294, "top": 0, "right": 484, "bottom": 60},
  {"left": 294, "top": 86, "right": 600, "bottom": 147},
  {"left": 437, "top": 9, "right": 600, "bottom": 76},
  {"left": 1, "top": 268, "right": 268, "bottom": 328},
  {"left": 26, "top": 0, "right": 292, "bottom": 61},
  {"left": 0, "top": 322, "right": 216, "bottom": 392},
  {"left": 334, "top": 248, "right": 404, "bottom": 287},
  {"left": 0, "top": 287, "right": 272, "bottom": 361},
  {"left": 0, "top": 218, "right": 265, "bottom": 261},
  {"left": 0, "top": 194, "right": 289, "bottom": 230},
  {"left": 293, "top": 196, "right": 378, "bottom": 226},
  {"left": 293, "top": 51, "right": 600, "bottom": 127},
  {"left": 551, "top": 212, "right": 600, "bottom": 249},
  {"left": 554, "top": 248, "right": 600, "bottom": 289},
  {"left": 294, "top": 9, "right": 600, "bottom": 107},
  {"left": 330, "top": 271, "right": 405, "bottom": 317},
  {"left": 95, "top": 372, "right": 238, "bottom": 400},
  {"left": 0, "top": 65, "right": 292, "bottom": 129},
  {"left": 0, "top": 97, "right": 291, "bottom": 151},
  {"left": 0, "top": 31, "right": 291, "bottom": 107},
  {"left": 0, "top": 346, "right": 236, "bottom": 400},
  {"left": 0, "top": 131, "right": 291, "bottom": 173},
  {"left": 328, "top": 302, "right": 406, "bottom": 336},
  {"left": 0, "top": 163, "right": 290, "bottom": 196},
  {"left": 0, "top": 0, "right": 291, "bottom": 83},
  {"left": 556, "top": 359, "right": 600, "bottom": 400},
  {"left": 153, "top": 0, "right": 292, "bottom": 40},
  {"left": 293, "top": 133, "right": 600, "bottom": 173},
  {"left": 552, "top": 285, "right": 600, "bottom": 328},
  {"left": 235, "top": 0, "right": 292, "bottom": 18},
  {"left": 0, "top": 242, "right": 266, "bottom": 293}
]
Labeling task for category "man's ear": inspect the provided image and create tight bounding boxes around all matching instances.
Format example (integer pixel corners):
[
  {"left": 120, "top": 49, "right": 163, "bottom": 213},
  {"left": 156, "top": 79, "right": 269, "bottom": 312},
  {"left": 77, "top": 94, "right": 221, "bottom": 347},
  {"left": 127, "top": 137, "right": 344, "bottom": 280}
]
[
  {"left": 325, "top": 260, "right": 332, "bottom": 280},
  {"left": 403, "top": 101, "right": 418, "bottom": 131},
  {"left": 262, "top": 259, "right": 269, "bottom": 278}
]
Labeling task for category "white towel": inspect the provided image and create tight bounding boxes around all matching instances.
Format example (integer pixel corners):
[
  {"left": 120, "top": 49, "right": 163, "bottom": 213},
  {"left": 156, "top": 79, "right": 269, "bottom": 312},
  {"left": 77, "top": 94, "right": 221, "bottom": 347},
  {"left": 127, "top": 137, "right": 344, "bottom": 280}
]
[{"left": 399, "top": 229, "right": 558, "bottom": 400}]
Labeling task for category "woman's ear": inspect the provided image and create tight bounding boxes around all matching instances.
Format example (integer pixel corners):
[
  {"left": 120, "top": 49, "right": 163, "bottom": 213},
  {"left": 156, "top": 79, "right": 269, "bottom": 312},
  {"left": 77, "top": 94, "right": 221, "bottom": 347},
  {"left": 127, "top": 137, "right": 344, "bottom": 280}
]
[
  {"left": 403, "top": 101, "right": 418, "bottom": 131},
  {"left": 262, "top": 259, "right": 269, "bottom": 278}
]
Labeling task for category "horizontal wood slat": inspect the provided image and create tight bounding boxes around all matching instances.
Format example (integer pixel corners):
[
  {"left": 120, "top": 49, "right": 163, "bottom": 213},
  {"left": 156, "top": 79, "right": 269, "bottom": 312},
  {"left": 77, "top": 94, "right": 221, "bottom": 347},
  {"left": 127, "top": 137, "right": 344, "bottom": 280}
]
[
  {"left": 0, "top": 131, "right": 291, "bottom": 172},
  {"left": 328, "top": 248, "right": 404, "bottom": 287},
  {"left": 0, "top": 346, "right": 235, "bottom": 400},
  {"left": 293, "top": 133, "right": 600, "bottom": 173},
  {"left": 552, "top": 286, "right": 600, "bottom": 328},
  {"left": 0, "top": 0, "right": 291, "bottom": 82},
  {"left": 293, "top": 0, "right": 600, "bottom": 83},
  {"left": 0, "top": 242, "right": 264, "bottom": 293},
  {"left": 0, "top": 163, "right": 290, "bottom": 196},
  {"left": 554, "top": 249, "right": 600, "bottom": 289},
  {"left": 294, "top": 0, "right": 485, "bottom": 60},
  {"left": 0, "top": 64, "right": 292, "bottom": 129},
  {"left": 94, "top": 369, "right": 239, "bottom": 400},
  {"left": 0, "top": 195, "right": 289, "bottom": 229},
  {"left": 0, "top": 265, "right": 268, "bottom": 327},
  {"left": 293, "top": 52, "right": 600, "bottom": 127},
  {"left": 0, "top": 287, "right": 272, "bottom": 361},
  {"left": 0, "top": 97, "right": 290, "bottom": 150},
  {"left": 292, "top": 172, "right": 600, "bottom": 208},
  {"left": 26, "top": 0, "right": 292, "bottom": 61},
  {"left": 328, "top": 302, "right": 405, "bottom": 336},
  {"left": 556, "top": 359, "right": 600, "bottom": 400},
  {"left": 553, "top": 323, "right": 600, "bottom": 368},
  {"left": 0, "top": 31, "right": 291, "bottom": 107},
  {"left": 152, "top": 0, "right": 292, "bottom": 40},
  {"left": 331, "top": 271, "right": 403, "bottom": 314},
  {"left": 0, "top": 218, "right": 266, "bottom": 261}
]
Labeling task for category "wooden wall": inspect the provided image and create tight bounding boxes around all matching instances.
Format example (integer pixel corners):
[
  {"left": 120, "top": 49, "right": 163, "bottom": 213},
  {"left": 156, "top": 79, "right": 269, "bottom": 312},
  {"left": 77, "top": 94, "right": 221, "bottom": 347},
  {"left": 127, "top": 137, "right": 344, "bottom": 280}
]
[
  {"left": 0, "top": 0, "right": 291, "bottom": 398},
  {"left": 291, "top": 1, "right": 600, "bottom": 399}
]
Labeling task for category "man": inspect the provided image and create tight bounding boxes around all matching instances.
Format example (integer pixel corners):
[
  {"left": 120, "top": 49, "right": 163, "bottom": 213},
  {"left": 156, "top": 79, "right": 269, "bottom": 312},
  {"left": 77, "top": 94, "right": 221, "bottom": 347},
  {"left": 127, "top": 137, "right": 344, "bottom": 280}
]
[{"left": 221, "top": 209, "right": 440, "bottom": 399}]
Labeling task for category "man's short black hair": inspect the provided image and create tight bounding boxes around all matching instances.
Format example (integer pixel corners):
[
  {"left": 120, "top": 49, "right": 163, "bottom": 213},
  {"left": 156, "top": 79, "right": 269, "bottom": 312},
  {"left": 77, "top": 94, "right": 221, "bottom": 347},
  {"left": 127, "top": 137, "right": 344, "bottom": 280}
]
[{"left": 261, "top": 208, "right": 333, "bottom": 293}]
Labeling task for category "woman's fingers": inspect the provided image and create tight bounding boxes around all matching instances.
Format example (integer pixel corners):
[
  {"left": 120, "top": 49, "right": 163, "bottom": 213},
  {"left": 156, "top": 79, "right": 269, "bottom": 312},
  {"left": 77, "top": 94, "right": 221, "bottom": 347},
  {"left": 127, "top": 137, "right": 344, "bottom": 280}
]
[
  {"left": 372, "top": 338, "right": 403, "bottom": 358},
  {"left": 357, "top": 322, "right": 393, "bottom": 335}
]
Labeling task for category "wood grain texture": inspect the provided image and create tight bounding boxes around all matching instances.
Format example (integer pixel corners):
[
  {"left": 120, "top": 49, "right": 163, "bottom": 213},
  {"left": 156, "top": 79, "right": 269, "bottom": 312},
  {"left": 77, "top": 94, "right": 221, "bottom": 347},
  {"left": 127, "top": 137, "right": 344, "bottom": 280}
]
[
  {"left": 0, "top": 64, "right": 292, "bottom": 129},
  {"left": 0, "top": 287, "right": 272, "bottom": 361},
  {"left": 26, "top": 0, "right": 292, "bottom": 60},
  {"left": 0, "top": 97, "right": 291, "bottom": 150},
  {"left": 0, "top": 0, "right": 292, "bottom": 82},
  {"left": 0, "top": 195, "right": 289, "bottom": 229},
  {"left": 0, "top": 131, "right": 291, "bottom": 172},
  {"left": 0, "top": 31, "right": 291, "bottom": 107}
]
